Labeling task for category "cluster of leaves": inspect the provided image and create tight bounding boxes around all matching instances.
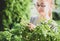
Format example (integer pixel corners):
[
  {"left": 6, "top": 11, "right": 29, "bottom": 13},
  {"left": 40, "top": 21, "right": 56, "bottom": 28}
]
[
  {"left": 0, "top": 0, "right": 60, "bottom": 41},
  {"left": 0, "top": 22, "right": 60, "bottom": 41},
  {"left": 3, "top": 0, "right": 31, "bottom": 30}
]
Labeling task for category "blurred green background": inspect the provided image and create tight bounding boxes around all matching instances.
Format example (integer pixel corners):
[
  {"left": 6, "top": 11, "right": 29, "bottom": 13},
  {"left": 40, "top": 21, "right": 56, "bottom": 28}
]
[{"left": 52, "top": 0, "right": 60, "bottom": 25}]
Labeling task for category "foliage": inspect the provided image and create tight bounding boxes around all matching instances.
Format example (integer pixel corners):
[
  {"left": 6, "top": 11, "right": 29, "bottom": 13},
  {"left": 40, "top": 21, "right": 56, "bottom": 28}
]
[
  {"left": 3, "top": 0, "right": 31, "bottom": 30},
  {"left": 0, "top": 22, "right": 60, "bottom": 41},
  {"left": 0, "top": 0, "right": 60, "bottom": 41}
]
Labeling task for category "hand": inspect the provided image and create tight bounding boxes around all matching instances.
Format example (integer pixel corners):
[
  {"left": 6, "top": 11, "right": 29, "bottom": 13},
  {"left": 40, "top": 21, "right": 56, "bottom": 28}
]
[{"left": 28, "top": 23, "right": 36, "bottom": 30}]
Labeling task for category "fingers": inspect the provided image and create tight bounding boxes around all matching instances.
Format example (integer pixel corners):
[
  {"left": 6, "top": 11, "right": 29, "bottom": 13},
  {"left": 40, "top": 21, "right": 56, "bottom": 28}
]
[{"left": 28, "top": 23, "right": 36, "bottom": 30}]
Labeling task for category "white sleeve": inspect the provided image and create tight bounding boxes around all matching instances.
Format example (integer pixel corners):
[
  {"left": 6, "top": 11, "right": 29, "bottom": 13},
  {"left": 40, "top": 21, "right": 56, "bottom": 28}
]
[{"left": 30, "top": 16, "right": 38, "bottom": 25}]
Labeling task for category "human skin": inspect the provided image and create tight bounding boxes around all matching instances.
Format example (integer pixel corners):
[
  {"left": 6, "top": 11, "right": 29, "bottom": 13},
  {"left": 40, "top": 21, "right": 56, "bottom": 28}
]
[{"left": 36, "top": 0, "right": 53, "bottom": 20}]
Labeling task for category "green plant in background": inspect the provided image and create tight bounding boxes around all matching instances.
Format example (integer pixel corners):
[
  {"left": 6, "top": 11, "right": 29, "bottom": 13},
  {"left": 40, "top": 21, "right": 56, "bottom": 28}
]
[
  {"left": 53, "top": 0, "right": 60, "bottom": 20},
  {"left": 0, "top": 0, "right": 60, "bottom": 41},
  {"left": 3, "top": 0, "right": 31, "bottom": 30}
]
